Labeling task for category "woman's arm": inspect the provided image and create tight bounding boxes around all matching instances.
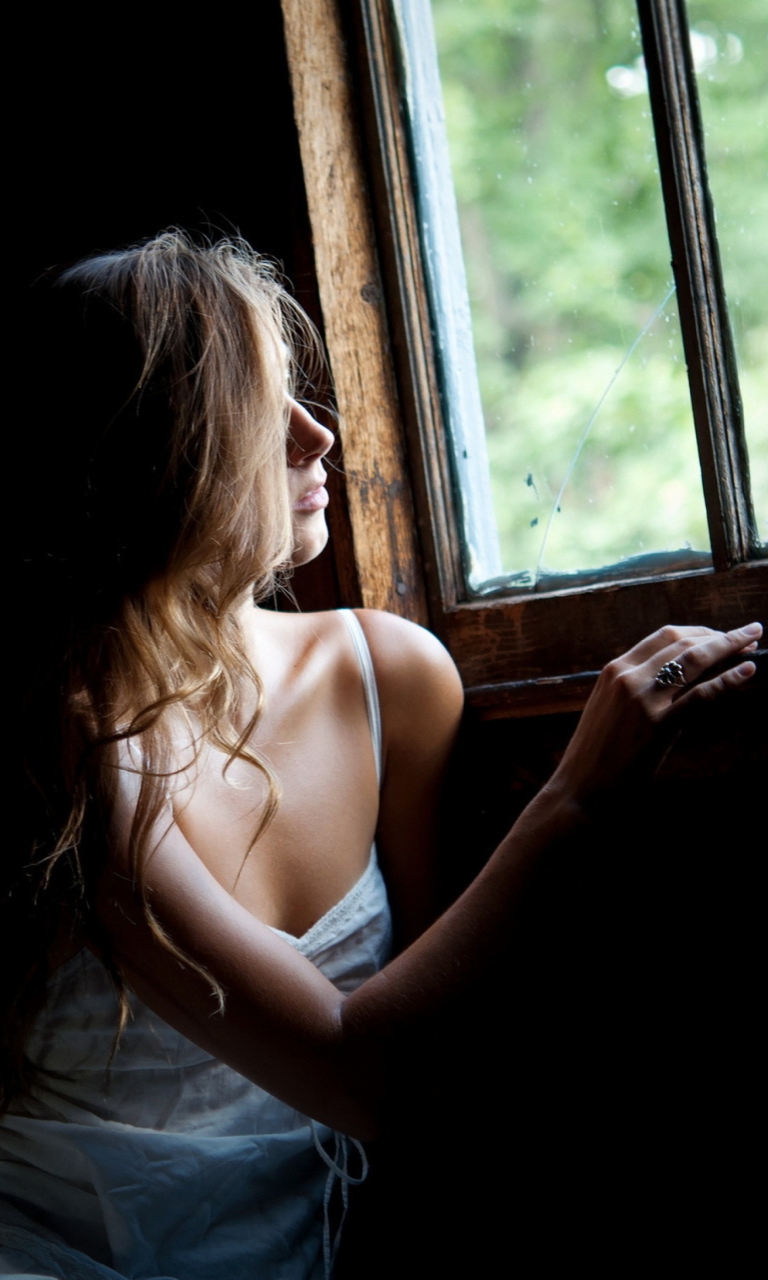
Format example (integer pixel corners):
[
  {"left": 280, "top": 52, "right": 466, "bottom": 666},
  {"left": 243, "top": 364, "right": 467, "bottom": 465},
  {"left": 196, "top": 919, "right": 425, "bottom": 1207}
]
[
  {"left": 355, "top": 609, "right": 465, "bottom": 945},
  {"left": 98, "top": 619, "right": 761, "bottom": 1139}
]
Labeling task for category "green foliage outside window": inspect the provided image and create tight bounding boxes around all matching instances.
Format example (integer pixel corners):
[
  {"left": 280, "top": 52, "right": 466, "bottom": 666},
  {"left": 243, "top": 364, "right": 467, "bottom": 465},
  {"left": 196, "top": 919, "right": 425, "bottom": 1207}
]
[{"left": 431, "top": 0, "right": 766, "bottom": 579}]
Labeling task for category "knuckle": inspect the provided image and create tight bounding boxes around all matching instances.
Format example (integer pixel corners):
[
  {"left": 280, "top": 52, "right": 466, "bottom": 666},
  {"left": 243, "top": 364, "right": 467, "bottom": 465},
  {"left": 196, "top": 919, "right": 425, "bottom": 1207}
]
[
  {"left": 612, "top": 666, "right": 641, "bottom": 703},
  {"left": 615, "top": 666, "right": 637, "bottom": 692},
  {"left": 657, "top": 624, "right": 683, "bottom": 645},
  {"left": 602, "top": 659, "right": 638, "bottom": 696}
]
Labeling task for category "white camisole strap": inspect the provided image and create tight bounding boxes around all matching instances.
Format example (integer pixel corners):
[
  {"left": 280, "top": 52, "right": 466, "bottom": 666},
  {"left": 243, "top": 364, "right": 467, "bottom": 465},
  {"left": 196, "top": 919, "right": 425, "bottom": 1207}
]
[{"left": 338, "top": 609, "right": 382, "bottom": 784}]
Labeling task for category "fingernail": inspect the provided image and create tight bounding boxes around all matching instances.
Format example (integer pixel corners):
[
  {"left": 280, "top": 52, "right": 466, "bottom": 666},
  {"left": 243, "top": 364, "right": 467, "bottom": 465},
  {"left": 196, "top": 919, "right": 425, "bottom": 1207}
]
[
  {"left": 742, "top": 622, "right": 762, "bottom": 636},
  {"left": 736, "top": 661, "right": 756, "bottom": 678}
]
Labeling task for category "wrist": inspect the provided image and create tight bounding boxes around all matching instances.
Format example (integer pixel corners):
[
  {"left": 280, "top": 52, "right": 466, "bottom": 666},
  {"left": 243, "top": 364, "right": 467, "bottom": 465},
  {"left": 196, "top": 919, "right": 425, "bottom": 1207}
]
[{"left": 536, "top": 773, "right": 590, "bottom": 827}]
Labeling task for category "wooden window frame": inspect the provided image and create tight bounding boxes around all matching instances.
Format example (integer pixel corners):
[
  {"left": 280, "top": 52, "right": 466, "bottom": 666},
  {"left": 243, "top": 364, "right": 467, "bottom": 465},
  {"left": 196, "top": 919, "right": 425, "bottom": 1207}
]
[{"left": 281, "top": 0, "right": 766, "bottom": 717}]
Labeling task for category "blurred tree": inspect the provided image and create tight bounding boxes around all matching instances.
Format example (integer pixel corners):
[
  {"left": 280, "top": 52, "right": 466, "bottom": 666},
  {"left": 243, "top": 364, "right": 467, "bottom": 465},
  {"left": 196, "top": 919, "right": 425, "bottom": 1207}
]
[{"left": 431, "top": 0, "right": 766, "bottom": 576}]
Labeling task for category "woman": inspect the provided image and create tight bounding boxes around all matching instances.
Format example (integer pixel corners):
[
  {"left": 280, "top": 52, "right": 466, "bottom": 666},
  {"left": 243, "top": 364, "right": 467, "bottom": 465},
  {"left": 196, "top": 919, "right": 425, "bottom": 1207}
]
[{"left": 2, "top": 233, "right": 760, "bottom": 1280}]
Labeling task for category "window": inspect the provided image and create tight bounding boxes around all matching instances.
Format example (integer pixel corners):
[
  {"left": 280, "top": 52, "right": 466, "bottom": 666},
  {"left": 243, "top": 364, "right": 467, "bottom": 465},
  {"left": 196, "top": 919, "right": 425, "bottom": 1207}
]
[
  {"left": 281, "top": 0, "right": 766, "bottom": 713},
  {"left": 406, "top": 0, "right": 766, "bottom": 593}
]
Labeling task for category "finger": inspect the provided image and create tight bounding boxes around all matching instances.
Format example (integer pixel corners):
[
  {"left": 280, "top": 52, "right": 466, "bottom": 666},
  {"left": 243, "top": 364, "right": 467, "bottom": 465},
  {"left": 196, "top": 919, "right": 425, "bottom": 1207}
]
[
  {"left": 673, "top": 623, "right": 762, "bottom": 685},
  {"left": 672, "top": 657, "right": 757, "bottom": 709},
  {"left": 624, "top": 624, "right": 718, "bottom": 666},
  {"left": 649, "top": 622, "right": 762, "bottom": 694}
]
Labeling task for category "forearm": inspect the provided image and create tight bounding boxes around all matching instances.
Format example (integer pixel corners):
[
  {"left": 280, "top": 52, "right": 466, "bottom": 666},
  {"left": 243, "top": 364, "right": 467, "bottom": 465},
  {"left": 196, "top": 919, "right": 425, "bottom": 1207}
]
[
  {"left": 340, "top": 780, "right": 587, "bottom": 1121},
  {"left": 105, "top": 778, "right": 584, "bottom": 1139},
  {"left": 343, "top": 622, "right": 762, "bottom": 1126},
  {"left": 103, "top": 622, "right": 759, "bottom": 1138}
]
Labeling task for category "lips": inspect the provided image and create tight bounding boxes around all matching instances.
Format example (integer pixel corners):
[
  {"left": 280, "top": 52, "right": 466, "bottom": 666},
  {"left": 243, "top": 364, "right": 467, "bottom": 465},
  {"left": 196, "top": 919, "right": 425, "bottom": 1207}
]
[{"left": 292, "top": 477, "right": 329, "bottom": 513}]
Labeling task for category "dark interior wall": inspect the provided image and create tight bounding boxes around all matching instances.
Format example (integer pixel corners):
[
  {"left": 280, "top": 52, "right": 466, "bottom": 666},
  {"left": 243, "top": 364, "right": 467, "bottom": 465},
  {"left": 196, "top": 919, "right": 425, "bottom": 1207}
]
[
  {"left": 21, "top": 4, "right": 317, "bottom": 326},
  {"left": 341, "top": 674, "right": 765, "bottom": 1277},
  {"left": 21, "top": 1, "right": 343, "bottom": 608}
]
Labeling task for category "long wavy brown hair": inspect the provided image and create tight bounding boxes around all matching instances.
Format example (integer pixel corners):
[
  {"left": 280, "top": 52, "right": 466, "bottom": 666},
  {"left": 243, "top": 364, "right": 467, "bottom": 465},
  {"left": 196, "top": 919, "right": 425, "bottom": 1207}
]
[{"left": 5, "top": 232, "right": 321, "bottom": 1108}]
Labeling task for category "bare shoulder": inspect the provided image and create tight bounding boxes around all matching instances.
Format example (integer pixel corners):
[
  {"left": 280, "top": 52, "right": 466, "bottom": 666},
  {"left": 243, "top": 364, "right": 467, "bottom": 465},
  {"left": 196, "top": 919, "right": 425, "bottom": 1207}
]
[
  {"left": 352, "top": 609, "right": 463, "bottom": 701},
  {"left": 348, "top": 611, "right": 462, "bottom": 939},
  {"left": 351, "top": 609, "right": 464, "bottom": 751}
]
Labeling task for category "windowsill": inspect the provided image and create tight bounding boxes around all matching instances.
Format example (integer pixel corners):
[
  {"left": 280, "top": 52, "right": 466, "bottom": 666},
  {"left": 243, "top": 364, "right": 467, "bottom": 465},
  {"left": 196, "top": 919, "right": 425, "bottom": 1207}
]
[
  {"left": 441, "top": 558, "right": 767, "bottom": 713},
  {"left": 466, "top": 549, "right": 714, "bottom": 601},
  {"left": 466, "top": 641, "right": 767, "bottom": 720},
  {"left": 465, "top": 671, "right": 599, "bottom": 718}
]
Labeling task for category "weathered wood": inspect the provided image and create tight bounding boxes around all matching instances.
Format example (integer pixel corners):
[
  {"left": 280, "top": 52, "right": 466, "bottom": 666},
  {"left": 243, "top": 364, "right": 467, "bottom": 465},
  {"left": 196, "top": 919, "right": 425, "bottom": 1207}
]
[
  {"left": 280, "top": 0, "right": 428, "bottom": 621},
  {"left": 281, "top": 0, "right": 767, "bottom": 716},
  {"left": 465, "top": 673, "right": 599, "bottom": 719},
  {"left": 638, "top": 0, "right": 757, "bottom": 568},
  {"left": 349, "top": 0, "right": 465, "bottom": 615},
  {"left": 446, "top": 560, "right": 768, "bottom": 696}
]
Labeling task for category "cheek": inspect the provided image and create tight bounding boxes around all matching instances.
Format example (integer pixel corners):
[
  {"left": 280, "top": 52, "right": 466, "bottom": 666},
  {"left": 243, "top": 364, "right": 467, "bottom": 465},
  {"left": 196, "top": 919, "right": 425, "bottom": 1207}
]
[{"left": 286, "top": 464, "right": 302, "bottom": 504}]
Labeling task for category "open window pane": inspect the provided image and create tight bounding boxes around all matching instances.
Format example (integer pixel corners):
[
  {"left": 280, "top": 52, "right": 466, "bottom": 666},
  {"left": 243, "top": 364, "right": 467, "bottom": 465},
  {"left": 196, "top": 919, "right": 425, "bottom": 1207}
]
[
  {"left": 419, "top": 0, "right": 714, "bottom": 590},
  {"left": 688, "top": 0, "right": 768, "bottom": 545}
]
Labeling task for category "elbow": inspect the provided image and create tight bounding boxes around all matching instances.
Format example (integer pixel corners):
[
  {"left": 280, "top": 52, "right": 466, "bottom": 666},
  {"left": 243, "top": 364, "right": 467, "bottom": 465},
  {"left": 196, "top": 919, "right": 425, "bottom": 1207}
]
[{"left": 325, "top": 1001, "right": 387, "bottom": 1141}]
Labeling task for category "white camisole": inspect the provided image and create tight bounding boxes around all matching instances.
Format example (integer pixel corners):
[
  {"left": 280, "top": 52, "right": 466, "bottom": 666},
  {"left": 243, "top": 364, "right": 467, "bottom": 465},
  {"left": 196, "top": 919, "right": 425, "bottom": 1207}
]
[{"left": 0, "top": 610, "right": 392, "bottom": 1280}]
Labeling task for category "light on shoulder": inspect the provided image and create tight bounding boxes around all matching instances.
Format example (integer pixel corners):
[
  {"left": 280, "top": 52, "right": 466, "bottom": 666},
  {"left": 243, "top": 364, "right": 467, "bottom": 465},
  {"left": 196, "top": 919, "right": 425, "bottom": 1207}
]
[{"left": 351, "top": 609, "right": 464, "bottom": 752}]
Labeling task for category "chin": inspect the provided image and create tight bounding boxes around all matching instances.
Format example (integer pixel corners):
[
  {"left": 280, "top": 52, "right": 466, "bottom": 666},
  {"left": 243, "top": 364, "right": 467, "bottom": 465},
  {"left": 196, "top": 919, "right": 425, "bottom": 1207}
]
[{"left": 290, "top": 518, "right": 329, "bottom": 568}]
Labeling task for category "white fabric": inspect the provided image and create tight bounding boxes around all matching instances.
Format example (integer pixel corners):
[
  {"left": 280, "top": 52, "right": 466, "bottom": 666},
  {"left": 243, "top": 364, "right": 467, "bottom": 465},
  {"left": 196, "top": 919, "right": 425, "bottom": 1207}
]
[{"left": 1, "top": 611, "right": 391, "bottom": 1280}]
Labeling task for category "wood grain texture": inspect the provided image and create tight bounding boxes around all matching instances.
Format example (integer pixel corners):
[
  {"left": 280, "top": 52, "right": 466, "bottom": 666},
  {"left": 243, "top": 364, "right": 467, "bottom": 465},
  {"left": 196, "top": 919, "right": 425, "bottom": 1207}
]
[
  {"left": 280, "top": 0, "right": 766, "bottom": 715},
  {"left": 281, "top": 0, "right": 427, "bottom": 621},
  {"left": 638, "top": 0, "right": 756, "bottom": 568},
  {"left": 349, "top": 0, "right": 465, "bottom": 614},
  {"left": 447, "top": 560, "right": 768, "bottom": 696}
]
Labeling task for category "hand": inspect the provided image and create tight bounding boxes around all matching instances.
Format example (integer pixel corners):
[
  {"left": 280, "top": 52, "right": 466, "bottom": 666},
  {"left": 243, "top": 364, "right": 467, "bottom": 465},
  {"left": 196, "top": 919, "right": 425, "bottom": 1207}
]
[{"left": 551, "top": 621, "right": 762, "bottom": 806}]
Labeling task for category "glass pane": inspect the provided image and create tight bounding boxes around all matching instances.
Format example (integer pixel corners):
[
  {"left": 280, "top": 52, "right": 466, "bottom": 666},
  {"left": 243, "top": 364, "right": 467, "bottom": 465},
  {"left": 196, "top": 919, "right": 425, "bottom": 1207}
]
[
  {"left": 430, "top": 0, "right": 712, "bottom": 588},
  {"left": 688, "top": 0, "right": 768, "bottom": 546}
]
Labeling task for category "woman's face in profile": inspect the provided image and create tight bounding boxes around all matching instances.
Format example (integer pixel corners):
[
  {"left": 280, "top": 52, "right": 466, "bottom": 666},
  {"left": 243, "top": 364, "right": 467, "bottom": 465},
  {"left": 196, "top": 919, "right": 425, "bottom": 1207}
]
[{"left": 286, "top": 399, "right": 334, "bottom": 566}]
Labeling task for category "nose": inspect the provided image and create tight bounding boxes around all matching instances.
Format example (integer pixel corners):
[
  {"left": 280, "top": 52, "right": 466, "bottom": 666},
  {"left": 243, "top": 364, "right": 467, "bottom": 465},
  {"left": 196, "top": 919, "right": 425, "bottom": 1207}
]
[{"left": 287, "top": 399, "right": 334, "bottom": 467}]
